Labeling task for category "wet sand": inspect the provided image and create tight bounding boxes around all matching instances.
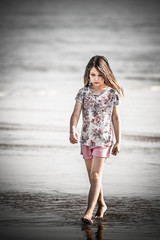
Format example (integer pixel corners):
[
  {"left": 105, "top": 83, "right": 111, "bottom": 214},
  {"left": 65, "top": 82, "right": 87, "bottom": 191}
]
[{"left": 0, "top": 191, "right": 160, "bottom": 240}]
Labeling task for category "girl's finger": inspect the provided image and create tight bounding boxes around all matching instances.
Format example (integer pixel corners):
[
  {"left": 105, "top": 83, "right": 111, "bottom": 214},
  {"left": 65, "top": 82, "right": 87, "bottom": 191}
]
[
  {"left": 112, "top": 146, "right": 116, "bottom": 153},
  {"left": 112, "top": 146, "right": 118, "bottom": 155},
  {"left": 71, "top": 137, "right": 78, "bottom": 144}
]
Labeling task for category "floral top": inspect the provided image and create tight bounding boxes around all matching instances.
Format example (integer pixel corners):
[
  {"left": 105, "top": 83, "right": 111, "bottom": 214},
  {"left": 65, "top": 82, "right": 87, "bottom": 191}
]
[{"left": 75, "top": 86, "right": 120, "bottom": 147}]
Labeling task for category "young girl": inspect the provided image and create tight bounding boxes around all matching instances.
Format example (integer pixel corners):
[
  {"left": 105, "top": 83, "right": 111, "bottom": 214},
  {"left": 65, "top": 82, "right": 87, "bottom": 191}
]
[{"left": 69, "top": 55, "right": 124, "bottom": 224}]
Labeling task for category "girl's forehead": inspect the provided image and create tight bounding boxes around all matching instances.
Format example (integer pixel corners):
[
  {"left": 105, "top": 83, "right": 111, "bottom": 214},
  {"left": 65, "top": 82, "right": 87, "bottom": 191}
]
[{"left": 90, "top": 67, "right": 100, "bottom": 73}]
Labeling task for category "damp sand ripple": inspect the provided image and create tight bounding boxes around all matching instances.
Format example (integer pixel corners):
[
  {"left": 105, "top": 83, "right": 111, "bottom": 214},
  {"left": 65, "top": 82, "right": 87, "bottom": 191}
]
[{"left": 0, "top": 191, "right": 159, "bottom": 227}]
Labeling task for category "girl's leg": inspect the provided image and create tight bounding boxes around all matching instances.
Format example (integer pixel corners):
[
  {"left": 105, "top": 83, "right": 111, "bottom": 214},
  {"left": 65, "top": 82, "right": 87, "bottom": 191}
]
[
  {"left": 84, "top": 158, "right": 106, "bottom": 208},
  {"left": 95, "top": 190, "right": 107, "bottom": 218},
  {"left": 83, "top": 156, "right": 106, "bottom": 221}
]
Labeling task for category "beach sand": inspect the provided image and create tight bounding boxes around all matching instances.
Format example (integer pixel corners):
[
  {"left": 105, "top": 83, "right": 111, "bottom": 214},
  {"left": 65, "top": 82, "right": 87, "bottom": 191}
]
[{"left": 0, "top": 191, "right": 160, "bottom": 240}]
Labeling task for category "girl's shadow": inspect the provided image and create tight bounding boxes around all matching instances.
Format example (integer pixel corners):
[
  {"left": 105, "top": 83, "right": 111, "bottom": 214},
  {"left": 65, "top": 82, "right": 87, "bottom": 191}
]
[{"left": 81, "top": 220, "right": 106, "bottom": 240}]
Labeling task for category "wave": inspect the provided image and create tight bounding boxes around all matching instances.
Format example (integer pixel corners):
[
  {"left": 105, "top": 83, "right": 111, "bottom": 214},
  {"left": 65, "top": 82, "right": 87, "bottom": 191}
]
[
  {"left": 125, "top": 76, "right": 160, "bottom": 82},
  {"left": 0, "top": 122, "right": 66, "bottom": 132},
  {"left": 122, "top": 134, "right": 160, "bottom": 142},
  {"left": 0, "top": 143, "right": 69, "bottom": 150},
  {"left": 0, "top": 123, "right": 160, "bottom": 142}
]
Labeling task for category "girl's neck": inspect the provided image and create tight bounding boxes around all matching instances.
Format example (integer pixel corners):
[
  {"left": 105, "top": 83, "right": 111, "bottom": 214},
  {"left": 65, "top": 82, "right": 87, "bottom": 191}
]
[{"left": 89, "top": 84, "right": 108, "bottom": 94}]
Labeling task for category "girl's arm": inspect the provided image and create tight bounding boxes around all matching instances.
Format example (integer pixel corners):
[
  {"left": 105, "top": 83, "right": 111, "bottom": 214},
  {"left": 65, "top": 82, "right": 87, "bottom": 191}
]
[
  {"left": 70, "top": 100, "right": 82, "bottom": 144},
  {"left": 111, "top": 105, "right": 121, "bottom": 155}
]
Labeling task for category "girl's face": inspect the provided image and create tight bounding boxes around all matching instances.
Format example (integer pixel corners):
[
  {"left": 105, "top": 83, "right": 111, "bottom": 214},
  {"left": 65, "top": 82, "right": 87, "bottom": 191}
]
[{"left": 89, "top": 67, "right": 105, "bottom": 87}]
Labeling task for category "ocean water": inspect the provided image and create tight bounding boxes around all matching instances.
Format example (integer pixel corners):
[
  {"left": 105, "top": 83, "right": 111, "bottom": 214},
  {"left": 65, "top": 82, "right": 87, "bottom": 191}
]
[{"left": 0, "top": 0, "right": 160, "bottom": 197}]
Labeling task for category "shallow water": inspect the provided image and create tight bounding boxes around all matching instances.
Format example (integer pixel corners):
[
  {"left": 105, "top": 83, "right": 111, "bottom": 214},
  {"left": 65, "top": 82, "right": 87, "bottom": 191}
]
[
  {"left": 0, "top": 137, "right": 160, "bottom": 197},
  {"left": 0, "top": 1, "right": 160, "bottom": 195}
]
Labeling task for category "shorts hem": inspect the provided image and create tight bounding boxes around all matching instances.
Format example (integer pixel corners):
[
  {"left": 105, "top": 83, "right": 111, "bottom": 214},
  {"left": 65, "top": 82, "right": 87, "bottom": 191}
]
[
  {"left": 81, "top": 144, "right": 111, "bottom": 160},
  {"left": 92, "top": 153, "right": 110, "bottom": 159}
]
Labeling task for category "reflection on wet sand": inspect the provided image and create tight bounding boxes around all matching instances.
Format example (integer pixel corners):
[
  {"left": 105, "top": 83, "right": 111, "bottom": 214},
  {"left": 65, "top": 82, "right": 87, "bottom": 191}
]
[{"left": 82, "top": 221, "right": 105, "bottom": 240}]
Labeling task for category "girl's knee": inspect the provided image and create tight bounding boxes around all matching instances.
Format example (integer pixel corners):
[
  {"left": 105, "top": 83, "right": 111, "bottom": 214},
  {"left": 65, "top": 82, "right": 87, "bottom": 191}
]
[{"left": 90, "top": 172, "right": 101, "bottom": 182}]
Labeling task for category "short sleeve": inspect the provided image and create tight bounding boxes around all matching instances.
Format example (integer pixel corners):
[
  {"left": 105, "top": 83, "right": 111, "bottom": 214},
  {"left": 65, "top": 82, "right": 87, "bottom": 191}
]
[
  {"left": 113, "top": 91, "right": 120, "bottom": 107},
  {"left": 75, "top": 88, "right": 83, "bottom": 104}
]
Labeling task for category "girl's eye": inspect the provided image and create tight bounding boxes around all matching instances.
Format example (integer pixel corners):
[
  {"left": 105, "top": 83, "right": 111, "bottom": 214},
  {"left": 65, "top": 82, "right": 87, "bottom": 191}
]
[
  {"left": 90, "top": 73, "right": 103, "bottom": 77},
  {"left": 91, "top": 73, "right": 103, "bottom": 77}
]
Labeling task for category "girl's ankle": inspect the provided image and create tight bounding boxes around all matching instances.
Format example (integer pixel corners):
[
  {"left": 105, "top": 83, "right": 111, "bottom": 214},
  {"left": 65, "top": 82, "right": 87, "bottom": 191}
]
[
  {"left": 85, "top": 210, "right": 93, "bottom": 217},
  {"left": 98, "top": 202, "right": 106, "bottom": 208}
]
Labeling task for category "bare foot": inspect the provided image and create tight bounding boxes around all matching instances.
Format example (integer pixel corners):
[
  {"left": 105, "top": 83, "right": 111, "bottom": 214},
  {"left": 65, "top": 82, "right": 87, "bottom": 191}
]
[
  {"left": 81, "top": 212, "right": 93, "bottom": 224},
  {"left": 94, "top": 204, "right": 107, "bottom": 218}
]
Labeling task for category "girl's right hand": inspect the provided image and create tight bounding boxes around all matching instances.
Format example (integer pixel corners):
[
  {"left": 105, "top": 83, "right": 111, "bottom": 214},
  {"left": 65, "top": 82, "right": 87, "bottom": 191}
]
[
  {"left": 111, "top": 142, "right": 120, "bottom": 155},
  {"left": 70, "top": 131, "right": 79, "bottom": 144}
]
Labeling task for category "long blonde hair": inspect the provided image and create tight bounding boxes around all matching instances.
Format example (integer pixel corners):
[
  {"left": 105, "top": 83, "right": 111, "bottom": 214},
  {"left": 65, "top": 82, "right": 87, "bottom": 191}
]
[{"left": 84, "top": 55, "right": 124, "bottom": 96}]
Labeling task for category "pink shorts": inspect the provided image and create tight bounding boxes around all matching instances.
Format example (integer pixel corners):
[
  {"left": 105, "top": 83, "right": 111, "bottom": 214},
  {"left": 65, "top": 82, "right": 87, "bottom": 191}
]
[{"left": 81, "top": 144, "right": 112, "bottom": 160}]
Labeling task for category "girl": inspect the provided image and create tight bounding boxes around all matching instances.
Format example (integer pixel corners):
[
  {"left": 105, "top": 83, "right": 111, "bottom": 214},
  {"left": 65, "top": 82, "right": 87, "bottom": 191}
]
[{"left": 69, "top": 55, "right": 124, "bottom": 224}]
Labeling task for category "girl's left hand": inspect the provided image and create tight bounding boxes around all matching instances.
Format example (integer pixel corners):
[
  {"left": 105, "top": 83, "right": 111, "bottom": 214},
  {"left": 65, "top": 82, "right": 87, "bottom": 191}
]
[
  {"left": 70, "top": 131, "right": 79, "bottom": 144},
  {"left": 111, "top": 142, "right": 120, "bottom": 155}
]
